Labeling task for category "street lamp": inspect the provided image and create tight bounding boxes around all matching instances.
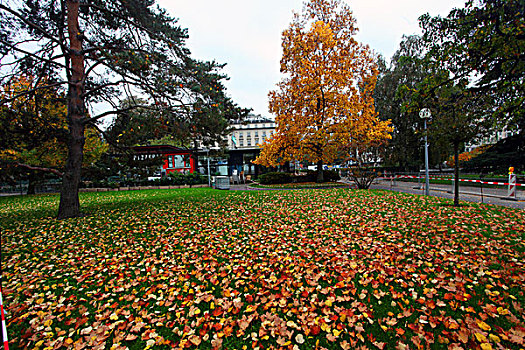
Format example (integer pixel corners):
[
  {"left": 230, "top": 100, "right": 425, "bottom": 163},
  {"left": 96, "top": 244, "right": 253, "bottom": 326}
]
[
  {"left": 419, "top": 108, "right": 431, "bottom": 195},
  {"left": 202, "top": 148, "right": 211, "bottom": 188}
]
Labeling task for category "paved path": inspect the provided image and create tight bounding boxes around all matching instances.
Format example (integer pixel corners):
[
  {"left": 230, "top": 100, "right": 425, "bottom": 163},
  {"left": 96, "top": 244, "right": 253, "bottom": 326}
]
[
  {"left": 230, "top": 181, "right": 524, "bottom": 210},
  {"left": 370, "top": 179, "right": 524, "bottom": 210}
]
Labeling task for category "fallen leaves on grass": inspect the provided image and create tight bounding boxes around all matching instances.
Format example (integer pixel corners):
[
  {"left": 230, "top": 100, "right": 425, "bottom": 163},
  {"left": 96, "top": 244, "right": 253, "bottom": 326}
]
[{"left": 1, "top": 188, "right": 524, "bottom": 349}]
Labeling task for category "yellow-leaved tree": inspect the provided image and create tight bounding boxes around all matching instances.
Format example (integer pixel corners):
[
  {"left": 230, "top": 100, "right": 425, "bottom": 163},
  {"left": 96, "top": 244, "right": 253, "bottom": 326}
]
[
  {"left": 0, "top": 75, "right": 107, "bottom": 193},
  {"left": 254, "top": 0, "right": 392, "bottom": 182}
]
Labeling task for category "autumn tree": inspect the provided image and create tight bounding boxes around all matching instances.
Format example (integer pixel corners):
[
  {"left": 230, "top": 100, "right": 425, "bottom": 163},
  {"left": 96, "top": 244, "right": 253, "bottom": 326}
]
[
  {"left": 0, "top": 1, "right": 246, "bottom": 218},
  {"left": 254, "top": 0, "right": 391, "bottom": 182},
  {"left": 0, "top": 74, "right": 107, "bottom": 194}
]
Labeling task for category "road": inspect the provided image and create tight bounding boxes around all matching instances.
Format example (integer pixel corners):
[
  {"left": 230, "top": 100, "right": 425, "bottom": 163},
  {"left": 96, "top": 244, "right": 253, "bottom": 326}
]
[
  {"left": 231, "top": 179, "right": 524, "bottom": 210},
  {"left": 370, "top": 178, "right": 524, "bottom": 210}
]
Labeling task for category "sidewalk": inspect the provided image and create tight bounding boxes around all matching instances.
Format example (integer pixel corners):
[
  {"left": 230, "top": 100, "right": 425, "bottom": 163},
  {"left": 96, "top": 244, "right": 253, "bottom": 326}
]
[{"left": 371, "top": 178, "right": 524, "bottom": 210}]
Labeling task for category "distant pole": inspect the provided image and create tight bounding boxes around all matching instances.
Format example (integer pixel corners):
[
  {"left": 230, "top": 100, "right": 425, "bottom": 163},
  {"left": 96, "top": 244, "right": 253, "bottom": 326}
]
[
  {"left": 419, "top": 108, "right": 431, "bottom": 196},
  {"left": 206, "top": 149, "right": 211, "bottom": 188}
]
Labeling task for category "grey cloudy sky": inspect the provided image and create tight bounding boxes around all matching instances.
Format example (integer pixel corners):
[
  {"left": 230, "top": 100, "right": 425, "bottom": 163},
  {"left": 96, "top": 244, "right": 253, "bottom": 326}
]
[{"left": 158, "top": 0, "right": 466, "bottom": 117}]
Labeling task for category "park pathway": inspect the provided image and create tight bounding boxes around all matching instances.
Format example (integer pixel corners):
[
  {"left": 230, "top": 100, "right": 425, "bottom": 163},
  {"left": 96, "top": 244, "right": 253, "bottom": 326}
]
[{"left": 230, "top": 180, "right": 524, "bottom": 210}]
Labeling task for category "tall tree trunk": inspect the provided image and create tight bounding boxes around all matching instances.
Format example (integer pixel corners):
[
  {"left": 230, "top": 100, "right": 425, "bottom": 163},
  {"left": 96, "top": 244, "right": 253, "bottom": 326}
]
[
  {"left": 453, "top": 141, "right": 460, "bottom": 207},
  {"left": 27, "top": 171, "right": 37, "bottom": 195},
  {"left": 316, "top": 159, "right": 324, "bottom": 183},
  {"left": 58, "top": 0, "right": 86, "bottom": 219}
]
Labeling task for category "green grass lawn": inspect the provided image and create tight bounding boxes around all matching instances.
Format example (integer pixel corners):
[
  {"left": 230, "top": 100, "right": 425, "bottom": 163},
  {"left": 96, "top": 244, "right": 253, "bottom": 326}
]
[
  {"left": 250, "top": 182, "right": 349, "bottom": 189},
  {"left": 1, "top": 188, "right": 524, "bottom": 349}
]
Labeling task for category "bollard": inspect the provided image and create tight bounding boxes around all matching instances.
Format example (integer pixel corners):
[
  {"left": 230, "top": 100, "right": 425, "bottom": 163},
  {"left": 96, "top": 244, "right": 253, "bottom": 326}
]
[
  {"left": 508, "top": 173, "right": 517, "bottom": 200},
  {"left": 448, "top": 177, "right": 455, "bottom": 194}
]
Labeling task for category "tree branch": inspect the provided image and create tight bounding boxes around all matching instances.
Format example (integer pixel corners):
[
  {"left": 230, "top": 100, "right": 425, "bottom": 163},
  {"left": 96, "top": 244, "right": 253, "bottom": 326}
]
[
  {"left": 0, "top": 5, "right": 65, "bottom": 48},
  {"left": 0, "top": 81, "right": 68, "bottom": 105},
  {"left": 0, "top": 38, "right": 68, "bottom": 70},
  {"left": 15, "top": 162, "right": 64, "bottom": 177}
]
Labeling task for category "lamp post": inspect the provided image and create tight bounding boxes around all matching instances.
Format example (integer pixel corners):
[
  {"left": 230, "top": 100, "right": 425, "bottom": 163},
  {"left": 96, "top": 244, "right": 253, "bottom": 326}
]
[
  {"left": 202, "top": 148, "right": 211, "bottom": 188},
  {"left": 419, "top": 108, "right": 431, "bottom": 196}
]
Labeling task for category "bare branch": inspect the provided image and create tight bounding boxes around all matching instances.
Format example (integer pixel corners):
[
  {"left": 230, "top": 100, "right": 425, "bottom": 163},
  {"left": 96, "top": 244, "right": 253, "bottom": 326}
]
[
  {"left": 0, "top": 4, "right": 65, "bottom": 48},
  {"left": 0, "top": 38, "right": 68, "bottom": 70},
  {"left": 14, "top": 162, "right": 64, "bottom": 177},
  {"left": 82, "top": 80, "right": 126, "bottom": 99},
  {"left": 0, "top": 81, "right": 68, "bottom": 105}
]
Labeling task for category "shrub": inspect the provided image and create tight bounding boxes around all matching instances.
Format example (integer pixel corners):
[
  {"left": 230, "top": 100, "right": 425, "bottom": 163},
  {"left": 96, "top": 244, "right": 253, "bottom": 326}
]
[
  {"left": 258, "top": 172, "right": 293, "bottom": 185},
  {"left": 323, "top": 169, "right": 341, "bottom": 182},
  {"left": 184, "top": 173, "right": 205, "bottom": 186},
  {"left": 168, "top": 172, "right": 185, "bottom": 186},
  {"left": 347, "top": 167, "right": 380, "bottom": 189},
  {"left": 295, "top": 170, "right": 341, "bottom": 183},
  {"left": 259, "top": 170, "right": 341, "bottom": 184}
]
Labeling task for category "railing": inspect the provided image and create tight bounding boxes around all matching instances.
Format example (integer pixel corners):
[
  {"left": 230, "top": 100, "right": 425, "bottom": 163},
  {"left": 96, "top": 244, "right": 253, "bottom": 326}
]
[{"left": 377, "top": 172, "right": 523, "bottom": 200}]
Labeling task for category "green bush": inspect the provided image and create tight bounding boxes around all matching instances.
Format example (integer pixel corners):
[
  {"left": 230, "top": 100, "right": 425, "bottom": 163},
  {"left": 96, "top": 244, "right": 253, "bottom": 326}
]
[
  {"left": 259, "top": 170, "right": 341, "bottom": 185},
  {"left": 295, "top": 170, "right": 341, "bottom": 183},
  {"left": 86, "top": 172, "right": 209, "bottom": 188},
  {"left": 323, "top": 169, "right": 341, "bottom": 182},
  {"left": 258, "top": 172, "right": 293, "bottom": 185}
]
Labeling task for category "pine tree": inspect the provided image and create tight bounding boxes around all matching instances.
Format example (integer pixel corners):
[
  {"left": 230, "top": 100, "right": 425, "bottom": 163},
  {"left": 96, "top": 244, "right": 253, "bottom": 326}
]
[{"left": 0, "top": 1, "right": 247, "bottom": 218}]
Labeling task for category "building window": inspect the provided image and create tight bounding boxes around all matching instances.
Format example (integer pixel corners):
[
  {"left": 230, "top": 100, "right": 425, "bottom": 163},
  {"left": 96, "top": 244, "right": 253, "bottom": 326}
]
[
  {"left": 174, "top": 155, "right": 183, "bottom": 168},
  {"left": 168, "top": 156, "right": 174, "bottom": 168}
]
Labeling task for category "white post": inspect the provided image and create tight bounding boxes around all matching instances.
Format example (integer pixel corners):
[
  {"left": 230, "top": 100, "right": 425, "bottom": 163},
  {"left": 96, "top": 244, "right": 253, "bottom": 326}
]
[
  {"left": 508, "top": 173, "right": 517, "bottom": 199},
  {"left": 204, "top": 149, "right": 211, "bottom": 188}
]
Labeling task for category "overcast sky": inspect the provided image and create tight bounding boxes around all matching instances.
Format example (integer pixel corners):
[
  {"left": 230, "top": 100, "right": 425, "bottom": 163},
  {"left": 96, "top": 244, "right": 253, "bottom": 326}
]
[{"left": 157, "top": 0, "right": 467, "bottom": 118}]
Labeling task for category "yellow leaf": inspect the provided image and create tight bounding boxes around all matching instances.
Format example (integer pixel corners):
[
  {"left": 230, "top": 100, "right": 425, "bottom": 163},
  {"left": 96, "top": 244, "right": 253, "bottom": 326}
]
[
  {"left": 110, "top": 313, "right": 118, "bottom": 321},
  {"left": 35, "top": 340, "right": 44, "bottom": 347},
  {"left": 320, "top": 323, "right": 330, "bottom": 332},
  {"left": 43, "top": 319, "right": 53, "bottom": 327},
  {"left": 475, "top": 333, "right": 487, "bottom": 343},
  {"left": 488, "top": 334, "right": 500, "bottom": 343},
  {"left": 64, "top": 338, "right": 74, "bottom": 345},
  {"left": 246, "top": 305, "right": 256, "bottom": 312},
  {"left": 480, "top": 343, "right": 492, "bottom": 350},
  {"left": 325, "top": 299, "right": 332, "bottom": 307},
  {"left": 477, "top": 321, "right": 491, "bottom": 331},
  {"left": 496, "top": 307, "right": 509, "bottom": 315},
  {"left": 333, "top": 329, "right": 342, "bottom": 337}
]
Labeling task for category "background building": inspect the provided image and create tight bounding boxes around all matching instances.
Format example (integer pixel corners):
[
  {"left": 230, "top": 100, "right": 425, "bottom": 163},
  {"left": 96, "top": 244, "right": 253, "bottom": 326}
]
[
  {"left": 465, "top": 128, "right": 517, "bottom": 153},
  {"left": 226, "top": 114, "right": 276, "bottom": 178}
]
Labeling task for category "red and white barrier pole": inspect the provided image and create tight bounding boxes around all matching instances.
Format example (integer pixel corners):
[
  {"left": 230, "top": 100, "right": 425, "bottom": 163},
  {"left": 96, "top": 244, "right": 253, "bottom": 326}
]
[
  {"left": 508, "top": 167, "right": 517, "bottom": 200},
  {"left": 0, "top": 283, "right": 8, "bottom": 350}
]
